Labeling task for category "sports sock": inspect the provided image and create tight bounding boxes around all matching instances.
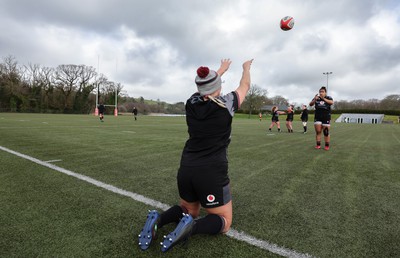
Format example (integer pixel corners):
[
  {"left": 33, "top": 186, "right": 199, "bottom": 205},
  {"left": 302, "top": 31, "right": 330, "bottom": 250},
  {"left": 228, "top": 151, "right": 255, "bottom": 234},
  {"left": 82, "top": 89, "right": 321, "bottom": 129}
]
[
  {"left": 325, "top": 142, "right": 330, "bottom": 147},
  {"left": 304, "top": 126, "right": 307, "bottom": 132},
  {"left": 192, "top": 214, "right": 224, "bottom": 235},
  {"left": 317, "top": 141, "right": 321, "bottom": 146},
  {"left": 158, "top": 205, "right": 187, "bottom": 228}
]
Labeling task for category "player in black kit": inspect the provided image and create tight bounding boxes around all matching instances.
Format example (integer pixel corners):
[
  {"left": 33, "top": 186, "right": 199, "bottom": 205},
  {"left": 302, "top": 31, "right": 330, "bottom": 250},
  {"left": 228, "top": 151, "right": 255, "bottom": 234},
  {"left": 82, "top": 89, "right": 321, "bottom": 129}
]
[
  {"left": 300, "top": 105, "right": 309, "bottom": 134},
  {"left": 138, "top": 58, "right": 254, "bottom": 252},
  {"left": 309, "top": 87, "right": 334, "bottom": 150},
  {"left": 98, "top": 103, "right": 105, "bottom": 122},
  {"left": 285, "top": 105, "right": 294, "bottom": 133},
  {"left": 268, "top": 106, "right": 286, "bottom": 132}
]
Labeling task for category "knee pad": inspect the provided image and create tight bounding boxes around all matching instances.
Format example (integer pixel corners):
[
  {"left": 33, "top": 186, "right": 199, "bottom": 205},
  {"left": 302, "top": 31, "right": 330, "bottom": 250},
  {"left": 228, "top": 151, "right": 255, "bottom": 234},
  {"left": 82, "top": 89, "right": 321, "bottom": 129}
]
[{"left": 323, "top": 127, "right": 329, "bottom": 136}]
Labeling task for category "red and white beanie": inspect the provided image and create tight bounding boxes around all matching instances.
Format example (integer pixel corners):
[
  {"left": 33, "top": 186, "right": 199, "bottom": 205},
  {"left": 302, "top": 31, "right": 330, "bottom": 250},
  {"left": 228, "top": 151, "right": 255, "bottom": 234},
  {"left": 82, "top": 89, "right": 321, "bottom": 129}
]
[{"left": 195, "top": 66, "right": 221, "bottom": 96}]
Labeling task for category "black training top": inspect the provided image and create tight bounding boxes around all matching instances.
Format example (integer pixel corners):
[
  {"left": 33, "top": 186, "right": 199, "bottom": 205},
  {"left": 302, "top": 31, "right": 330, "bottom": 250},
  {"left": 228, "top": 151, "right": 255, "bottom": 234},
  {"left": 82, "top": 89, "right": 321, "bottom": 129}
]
[
  {"left": 314, "top": 96, "right": 333, "bottom": 115},
  {"left": 180, "top": 91, "right": 239, "bottom": 166},
  {"left": 98, "top": 104, "right": 105, "bottom": 113},
  {"left": 286, "top": 111, "right": 294, "bottom": 121},
  {"left": 272, "top": 111, "right": 279, "bottom": 121},
  {"left": 301, "top": 109, "right": 308, "bottom": 121}
]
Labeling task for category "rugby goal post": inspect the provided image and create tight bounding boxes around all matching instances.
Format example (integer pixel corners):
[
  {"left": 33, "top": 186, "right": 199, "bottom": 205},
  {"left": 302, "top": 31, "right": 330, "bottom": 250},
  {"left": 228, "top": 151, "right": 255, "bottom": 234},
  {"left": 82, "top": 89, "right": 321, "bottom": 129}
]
[{"left": 94, "top": 86, "right": 118, "bottom": 117}]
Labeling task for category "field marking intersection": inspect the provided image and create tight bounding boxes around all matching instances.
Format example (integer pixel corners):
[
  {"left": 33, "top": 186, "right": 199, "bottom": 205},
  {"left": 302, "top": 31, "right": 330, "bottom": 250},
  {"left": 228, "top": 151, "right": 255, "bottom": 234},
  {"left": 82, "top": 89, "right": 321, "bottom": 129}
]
[{"left": 0, "top": 145, "right": 314, "bottom": 258}]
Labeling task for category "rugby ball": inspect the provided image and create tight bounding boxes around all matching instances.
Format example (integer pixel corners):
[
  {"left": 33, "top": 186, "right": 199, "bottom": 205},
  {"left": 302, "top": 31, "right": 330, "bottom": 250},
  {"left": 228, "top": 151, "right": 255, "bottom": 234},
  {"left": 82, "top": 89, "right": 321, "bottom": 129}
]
[{"left": 280, "top": 16, "right": 295, "bottom": 31}]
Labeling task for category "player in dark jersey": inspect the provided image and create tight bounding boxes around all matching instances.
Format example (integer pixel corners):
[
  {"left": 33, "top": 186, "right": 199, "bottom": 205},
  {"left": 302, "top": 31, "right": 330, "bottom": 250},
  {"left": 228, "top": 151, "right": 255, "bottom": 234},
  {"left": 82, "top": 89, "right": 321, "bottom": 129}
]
[
  {"left": 300, "top": 104, "right": 309, "bottom": 134},
  {"left": 268, "top": 106, "right": 285, "bottom": 132},
  {"left": 98, "top": 103, "right": 105, "bottom": 122},
  {"left": 132, "top": 106, "right": 138, "bottom": 120},
  {"left": 285, "top": 105, "right": 294, "bottom": 133},
  {"left": 138, "top": 58, "right": 254, "bottom": 252},
  {"left": 309, "top": 86, "right": 334, "bottom": 150}
]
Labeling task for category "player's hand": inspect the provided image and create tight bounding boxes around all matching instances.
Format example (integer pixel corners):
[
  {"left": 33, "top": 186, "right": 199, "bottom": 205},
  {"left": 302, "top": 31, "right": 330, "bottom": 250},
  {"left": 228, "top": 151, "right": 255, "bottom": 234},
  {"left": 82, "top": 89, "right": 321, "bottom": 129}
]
[
  {"left": 243, "top": 59, "right": 254, "bottom": 71},
  {"left": 217, "top": 59, "right": 232, "bottom": 76}
]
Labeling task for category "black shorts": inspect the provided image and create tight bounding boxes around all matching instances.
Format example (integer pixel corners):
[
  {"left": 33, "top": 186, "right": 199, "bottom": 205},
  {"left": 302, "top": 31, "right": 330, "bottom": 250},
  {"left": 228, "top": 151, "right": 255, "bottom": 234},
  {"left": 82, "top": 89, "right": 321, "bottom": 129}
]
[
  {"left": 314, "top": 112, "right": 331, "bottom": 125},
  {"left": 177, "top": 163, "right": 231, "bottom": 208}
]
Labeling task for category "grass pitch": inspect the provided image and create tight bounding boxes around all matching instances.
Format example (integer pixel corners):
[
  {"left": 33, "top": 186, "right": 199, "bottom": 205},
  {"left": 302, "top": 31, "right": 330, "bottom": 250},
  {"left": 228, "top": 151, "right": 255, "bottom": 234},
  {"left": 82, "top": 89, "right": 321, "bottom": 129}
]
[{"left": 0, "top": 113, "right": 399, "bottom": 258}]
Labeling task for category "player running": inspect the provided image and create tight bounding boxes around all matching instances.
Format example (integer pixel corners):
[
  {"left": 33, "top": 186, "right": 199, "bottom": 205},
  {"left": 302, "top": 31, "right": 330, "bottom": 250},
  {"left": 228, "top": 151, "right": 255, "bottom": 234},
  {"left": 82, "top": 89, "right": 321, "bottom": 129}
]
[
  {"left": 138, "top": 58, "right": 254, "bottom": 252},
  {"left": 309, "top": 86, "right": 334, "bottom": 150},
  {"left": 98, "top": 103, "right": 105, "bottom": 122}
]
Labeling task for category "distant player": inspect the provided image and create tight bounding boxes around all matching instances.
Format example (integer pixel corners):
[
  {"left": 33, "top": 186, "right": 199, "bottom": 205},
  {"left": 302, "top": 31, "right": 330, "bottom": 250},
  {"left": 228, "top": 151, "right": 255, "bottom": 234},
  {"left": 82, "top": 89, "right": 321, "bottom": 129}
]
[
  {"left": 98, "top": 103, "right": 105, "bottom": 122},
  {"left": 268, "top": 106, "right": 285, "bottom": 132},
  {"left": 132, "top": 106, "right": 138, "bottom": 121},
  {"left": 309, "top": 87, "right": 334, "bottom": 150},
  {"left": 285, "top": 105, "right": 294, "bottom": 133},
  {"left": 300, "top": 105, "right": 309, "bottom": 134}
]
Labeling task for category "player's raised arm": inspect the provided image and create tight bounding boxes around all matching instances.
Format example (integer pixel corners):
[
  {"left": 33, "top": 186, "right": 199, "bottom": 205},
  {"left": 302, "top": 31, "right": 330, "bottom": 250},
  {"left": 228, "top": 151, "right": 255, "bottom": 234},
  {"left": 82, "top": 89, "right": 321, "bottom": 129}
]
[
  {"left": 216, "top": 59, "right": 232, "bottom": 76},
  {"left": 235, "top": 59, "right": 254, "bottom": 107}
]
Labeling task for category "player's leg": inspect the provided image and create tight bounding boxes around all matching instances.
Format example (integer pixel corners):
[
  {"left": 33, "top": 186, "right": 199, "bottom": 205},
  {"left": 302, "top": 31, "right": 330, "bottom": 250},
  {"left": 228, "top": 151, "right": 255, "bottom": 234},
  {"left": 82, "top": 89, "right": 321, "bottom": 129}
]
[
  {"left": 204, "top": 200, "right": 232, "bottom": 233},
  {"left": 161, "top": 200, "right": 232, "bottom": 253},
  {"left": 161, "top": 164, "right": 230, "bottom": 252},
  {"left": 322, "top": 124, "right": 331, "bottom": 150},
  {"left": 180, "top": 199, "right": 201, "bottom": 218},
  {"left": 314, "top": 122, "right": 322, "bottom": 149},
  {"left": 268, "top": 121, "right": 275, "bottom": 131},
  {"left": 277, "top": 121, "right": 281, "bottom": 132},
  {"left": 302, "top": 121, "right": 307, "bottom": 133},
  {"left": 289, "top": 120, "right": 293, "bottom": 132}
]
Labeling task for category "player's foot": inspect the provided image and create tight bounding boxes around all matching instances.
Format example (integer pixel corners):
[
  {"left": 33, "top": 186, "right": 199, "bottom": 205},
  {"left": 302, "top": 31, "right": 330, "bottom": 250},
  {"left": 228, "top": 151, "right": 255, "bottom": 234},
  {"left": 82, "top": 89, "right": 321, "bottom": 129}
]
[
  {"left": 315, "top": 145, "right": 321, "bottom": 149},
  {"left": 160, "top": 213, "right": 195, "bottom": 252},
  {"left": 138, "top": 210, "right": 160, "bottom": 251},
  {"left": 324, "top": 146, "right": 330, "bottom": 151},
  {"left": 303, "top": 131, "right": 307, "bottom": 134},
  {"left": 268, "top": 128, "right": 271, "bottom": 132}
]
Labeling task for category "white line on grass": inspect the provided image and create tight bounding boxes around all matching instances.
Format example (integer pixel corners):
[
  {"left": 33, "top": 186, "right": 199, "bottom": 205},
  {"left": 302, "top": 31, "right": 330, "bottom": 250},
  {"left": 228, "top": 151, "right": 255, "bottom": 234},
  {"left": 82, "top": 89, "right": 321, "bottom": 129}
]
[
  {"left": 0, "top": 145, "right": 314, "bottom": 258},
  {"left": 45, "top": 159, "right": 62, "bottom": 163},
  {"left": 122, "top": 131, "right": 136, "bottom": 134}
]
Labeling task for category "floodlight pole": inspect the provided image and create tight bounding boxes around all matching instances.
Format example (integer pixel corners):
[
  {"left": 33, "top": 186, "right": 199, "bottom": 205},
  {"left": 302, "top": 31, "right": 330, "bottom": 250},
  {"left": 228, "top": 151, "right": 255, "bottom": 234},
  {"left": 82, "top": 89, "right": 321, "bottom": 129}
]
[
  {"left": 323, "top": 72, "right": 332, "bottom": 92},
  {"left": 95, "top": 55, "right": 100, "bottom": 116},
  {"left": 114, "top": 58, "right": 118, "bottom": 117}
]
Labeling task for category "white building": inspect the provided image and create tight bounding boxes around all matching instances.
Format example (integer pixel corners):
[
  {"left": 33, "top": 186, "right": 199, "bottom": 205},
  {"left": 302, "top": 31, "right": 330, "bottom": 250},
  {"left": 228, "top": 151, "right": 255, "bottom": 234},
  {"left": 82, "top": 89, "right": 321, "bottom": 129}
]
[{"left": 336, "top": 113, "right": 384, "bottom": 124}]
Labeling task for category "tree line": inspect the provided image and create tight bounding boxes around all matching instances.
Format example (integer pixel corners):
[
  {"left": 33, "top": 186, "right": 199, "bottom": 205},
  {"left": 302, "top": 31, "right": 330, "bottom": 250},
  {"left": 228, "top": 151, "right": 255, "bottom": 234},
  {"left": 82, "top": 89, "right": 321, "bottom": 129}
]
[{"left": 1, "top": 55, "right": 399, "bottom": 115}]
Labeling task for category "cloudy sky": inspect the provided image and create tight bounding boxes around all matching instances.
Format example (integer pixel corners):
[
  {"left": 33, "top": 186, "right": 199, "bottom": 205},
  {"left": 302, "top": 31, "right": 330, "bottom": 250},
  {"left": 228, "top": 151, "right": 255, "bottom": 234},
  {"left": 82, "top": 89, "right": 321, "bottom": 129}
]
[{"left": 1, "top": 0, "right": 399, "bottom": 105}]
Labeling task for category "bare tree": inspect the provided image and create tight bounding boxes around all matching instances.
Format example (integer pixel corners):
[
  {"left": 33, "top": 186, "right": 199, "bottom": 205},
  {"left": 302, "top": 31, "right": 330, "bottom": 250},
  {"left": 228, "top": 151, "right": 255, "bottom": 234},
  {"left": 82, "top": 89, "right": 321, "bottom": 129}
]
[
  {"left": 241, "top": 84, "right": 269, "bottom": 117},
  {"left": 381, "top": 94, "right": 400, "bottom": 110},
  {"left": 271, "top": 95, "right": 289, "bottom": 107},
  {"left": 55, "top": 64, "right": 81, "bottom": 111}
]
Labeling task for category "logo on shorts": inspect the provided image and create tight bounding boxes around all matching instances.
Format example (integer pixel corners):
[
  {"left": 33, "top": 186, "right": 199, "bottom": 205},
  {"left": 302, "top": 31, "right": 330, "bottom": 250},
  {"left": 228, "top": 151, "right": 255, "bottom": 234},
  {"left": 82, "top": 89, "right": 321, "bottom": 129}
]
[{"left": 207, "top": 194, "right": 215, "bottom": 203}]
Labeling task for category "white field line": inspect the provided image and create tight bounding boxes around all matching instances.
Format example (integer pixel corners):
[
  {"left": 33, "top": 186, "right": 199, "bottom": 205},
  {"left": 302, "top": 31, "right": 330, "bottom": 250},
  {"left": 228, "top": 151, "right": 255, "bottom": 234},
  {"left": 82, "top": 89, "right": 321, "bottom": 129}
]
[
  {"left": 44, "top": 159, "right": 62, "bottom": 163},
  {"left": 0, "top": 145, "right": 314, "bottom": 258}
]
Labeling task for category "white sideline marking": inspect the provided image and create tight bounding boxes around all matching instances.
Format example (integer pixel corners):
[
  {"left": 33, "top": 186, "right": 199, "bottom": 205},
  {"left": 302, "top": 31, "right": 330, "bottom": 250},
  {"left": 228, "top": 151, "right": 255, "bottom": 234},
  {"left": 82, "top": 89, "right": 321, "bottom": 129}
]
[
  {"left": 0, "top": 145, "right": 313, "bottom": 258},
  {"left": 122, "top": 131, "right": 136, "bottom": 134},
  {"left": 45, "top": 159, "right": 62, "bottom": 163}
]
